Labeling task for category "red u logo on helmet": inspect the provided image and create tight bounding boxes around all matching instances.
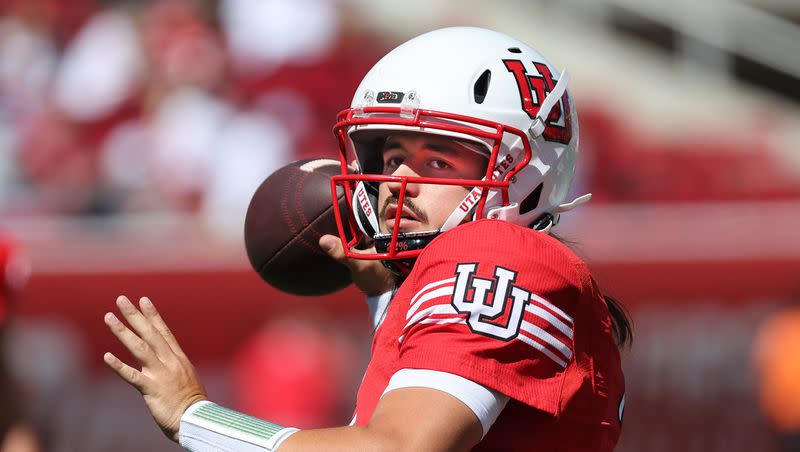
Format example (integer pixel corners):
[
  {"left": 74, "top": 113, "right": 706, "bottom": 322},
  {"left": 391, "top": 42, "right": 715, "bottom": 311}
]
[{"left": 503, "top": 59, "right": 573, "bottom": 145}]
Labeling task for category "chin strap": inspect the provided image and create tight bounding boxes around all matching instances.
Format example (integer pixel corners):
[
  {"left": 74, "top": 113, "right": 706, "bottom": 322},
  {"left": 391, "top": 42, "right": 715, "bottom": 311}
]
[
  {"left": 528, "top": 70, "right": 569, "bottom": 139},
  {"left": 442, "top": 69, "right": 573, "bottom": 232},
  {"left": 374, "top": 230, "right": 440, "bottom": 277},
  {"left": 439, "top": 149, "right": 517, "bottom": 232}
]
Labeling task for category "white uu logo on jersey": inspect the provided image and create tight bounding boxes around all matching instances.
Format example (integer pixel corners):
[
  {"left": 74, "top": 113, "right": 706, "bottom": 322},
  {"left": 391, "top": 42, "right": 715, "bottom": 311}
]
[{"left": 451, "top": 263, "right": 531, "bottom": 340}]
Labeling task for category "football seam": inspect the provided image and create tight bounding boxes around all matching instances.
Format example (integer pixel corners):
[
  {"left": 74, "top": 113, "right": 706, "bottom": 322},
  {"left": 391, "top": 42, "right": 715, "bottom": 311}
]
[
  {"left": 294, "top": 174, "right": 329, "bottom": 240},
  {"left": 259, "top": 193, "right": 347, "bottom": 274},
  {"left": 282, "top": 171, "right": 333, "bottom": 257}
]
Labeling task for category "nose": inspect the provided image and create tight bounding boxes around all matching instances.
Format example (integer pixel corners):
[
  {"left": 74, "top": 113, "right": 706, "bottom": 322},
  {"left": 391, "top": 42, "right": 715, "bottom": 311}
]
[{"left": 385, "top": 164, "right": 420, "bottom": 198}]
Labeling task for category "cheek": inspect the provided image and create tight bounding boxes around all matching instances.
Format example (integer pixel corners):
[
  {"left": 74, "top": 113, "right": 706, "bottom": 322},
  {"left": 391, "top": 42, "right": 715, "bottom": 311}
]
[
  {"left": 425, "top": 186, "right": 470, "bottom": 224},
  {"left": 377, "top": 185, "right": 390, "bottom": 210}
]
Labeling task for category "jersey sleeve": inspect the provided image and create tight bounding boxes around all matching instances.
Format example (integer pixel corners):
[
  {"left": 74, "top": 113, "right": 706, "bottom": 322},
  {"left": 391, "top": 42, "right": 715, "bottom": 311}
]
[{"left": 396, "top": 219, "right": 587, "bottom": 415}]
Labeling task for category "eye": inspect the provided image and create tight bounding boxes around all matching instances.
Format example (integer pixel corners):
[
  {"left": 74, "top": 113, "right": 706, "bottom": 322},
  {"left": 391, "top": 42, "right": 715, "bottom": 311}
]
[
  {"left": 384, "top": 156, "right": 404, "bottom": 170},
  {"left": 429, "top": 159, "right": 452, "bottom": 170}
]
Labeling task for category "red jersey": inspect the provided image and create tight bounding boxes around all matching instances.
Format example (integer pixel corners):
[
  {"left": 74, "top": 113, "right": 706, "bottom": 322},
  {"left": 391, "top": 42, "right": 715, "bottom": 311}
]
[{"left": 353, "top": 219, "right": 624, "bottom": 451}]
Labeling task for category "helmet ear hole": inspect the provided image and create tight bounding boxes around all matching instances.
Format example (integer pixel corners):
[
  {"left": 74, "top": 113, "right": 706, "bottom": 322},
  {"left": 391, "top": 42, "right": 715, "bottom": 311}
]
[
  {"left": 473, "top": 70, "right": 491, "bottom": 104},
  {"left": 519, "top": 183, "right": 543, "bottom": 214}
]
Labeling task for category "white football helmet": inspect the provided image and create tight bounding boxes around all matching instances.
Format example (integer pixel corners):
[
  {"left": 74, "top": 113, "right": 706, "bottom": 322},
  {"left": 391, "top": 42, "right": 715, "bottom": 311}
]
[{"left": 329, "top": 27, "right": 589, "bottom": 275}]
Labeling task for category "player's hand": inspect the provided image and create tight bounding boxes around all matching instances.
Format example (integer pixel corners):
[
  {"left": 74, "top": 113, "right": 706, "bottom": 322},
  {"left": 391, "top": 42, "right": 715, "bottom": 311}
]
[
  {"left": 319, "top": 234, "right": 395, "bottom": 296},
  {"left": 103, "top": 296, "right": 208, "bottom": 442}
]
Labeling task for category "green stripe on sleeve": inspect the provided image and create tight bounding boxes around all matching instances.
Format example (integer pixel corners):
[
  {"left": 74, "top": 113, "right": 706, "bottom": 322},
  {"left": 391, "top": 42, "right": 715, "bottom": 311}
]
[{"left": 193, "top": 403, "right": 286, "bottom": 440}]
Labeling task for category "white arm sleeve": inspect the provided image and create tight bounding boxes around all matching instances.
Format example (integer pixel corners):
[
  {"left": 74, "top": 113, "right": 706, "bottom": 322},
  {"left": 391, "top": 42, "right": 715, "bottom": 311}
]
[
  {"left": 179, "top": 401, "right": 299, "bottom": 451},
  {"left": 382, "top": 369, "right": 509, "bottom": 438}
]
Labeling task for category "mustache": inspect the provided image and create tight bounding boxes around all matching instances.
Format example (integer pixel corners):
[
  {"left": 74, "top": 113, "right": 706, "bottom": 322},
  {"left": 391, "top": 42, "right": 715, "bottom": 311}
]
[{"left": 380, "top": 196, "right": 428, "bottom": 224}]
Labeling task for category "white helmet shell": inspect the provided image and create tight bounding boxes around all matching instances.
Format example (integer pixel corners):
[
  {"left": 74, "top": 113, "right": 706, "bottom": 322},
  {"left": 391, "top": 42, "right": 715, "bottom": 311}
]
[
  {"left": 345, "top": 27, "right": 585, "bottom": 231},
  {"left": 330, "top": 27, "right": 590, "bottom": 271}
]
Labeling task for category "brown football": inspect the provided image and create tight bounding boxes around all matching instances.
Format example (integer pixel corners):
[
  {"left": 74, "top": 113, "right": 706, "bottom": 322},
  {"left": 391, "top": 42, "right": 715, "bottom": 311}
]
[{"left": 244, "top": 159, "right": 352, "bottom": 296}]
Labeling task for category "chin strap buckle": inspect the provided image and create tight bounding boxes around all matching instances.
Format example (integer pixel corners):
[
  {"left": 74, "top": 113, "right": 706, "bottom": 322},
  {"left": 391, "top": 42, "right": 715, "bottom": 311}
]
[
  {"left": 399, "top": 91, "right": 419, "bottom": 119},
  {"left": 534, "top": 193, "right": 592, "bottom": 233},
  {"left": 352, "top": 90, "right": 375, "bottom": 118}
]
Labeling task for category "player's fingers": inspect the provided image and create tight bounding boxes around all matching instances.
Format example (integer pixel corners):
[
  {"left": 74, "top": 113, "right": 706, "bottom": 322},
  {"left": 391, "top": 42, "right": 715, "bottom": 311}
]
[
  {"left": 320, "top": 234, "right": 377, "bottom": 265},
  {"left": 320, "top": 234, "right": 393, "bottom": 296},
  {"left": 138, "top": 297, "right": 187, "bottom": 359},
  {"left": 104, "top": 311, "right": 162, "bottom": 367},
  {"left": 103, "top": 351, "right": 150, "bottom": 392},
  {"left": 115, "top": 296, "right": 173, "bottom": 360}
]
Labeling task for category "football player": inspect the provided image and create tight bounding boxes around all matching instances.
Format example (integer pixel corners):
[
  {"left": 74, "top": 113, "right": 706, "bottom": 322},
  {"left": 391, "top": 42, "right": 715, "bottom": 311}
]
[{"left": 104, "top": 27, "right": 631, "bottom": 451}]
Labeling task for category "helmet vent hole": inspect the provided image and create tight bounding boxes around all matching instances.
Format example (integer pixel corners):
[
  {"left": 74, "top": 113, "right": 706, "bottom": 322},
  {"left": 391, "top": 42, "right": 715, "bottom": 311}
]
[
  {"left": 508, "top": 47, "right": 522, "bottom": 53},
  {"left": 520, "top": 183, "right": 543, "bottom": 214},
  {"left": 473, "top": 70, "right": 491, "bottom": 104}
]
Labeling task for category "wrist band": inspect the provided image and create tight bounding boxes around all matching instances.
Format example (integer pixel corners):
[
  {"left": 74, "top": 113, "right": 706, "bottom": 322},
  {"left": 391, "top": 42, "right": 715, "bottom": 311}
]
[{"left": 180, "top": 401, "right": 299, "bottom": 451}]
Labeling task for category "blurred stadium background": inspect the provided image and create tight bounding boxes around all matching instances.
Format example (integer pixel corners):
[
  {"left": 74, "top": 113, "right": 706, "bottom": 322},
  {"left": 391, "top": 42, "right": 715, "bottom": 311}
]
[{"left": 1, "top": 0, "right": 799, "bottom": 450}]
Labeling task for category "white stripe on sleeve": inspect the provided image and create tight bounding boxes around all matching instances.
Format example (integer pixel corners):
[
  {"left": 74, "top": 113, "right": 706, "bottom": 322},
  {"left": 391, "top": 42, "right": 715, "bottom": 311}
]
[{"left": 381, "top": 369, "right": 509, "bottom": 438}]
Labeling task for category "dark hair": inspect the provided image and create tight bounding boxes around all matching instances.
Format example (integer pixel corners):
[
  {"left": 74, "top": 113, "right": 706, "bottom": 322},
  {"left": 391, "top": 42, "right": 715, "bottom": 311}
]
[
  {"left": 549, "top": 232, "right": 633, "bottom": 349},
  {"left": 603, "top": 293, "right": 633, "bottom": 349}
]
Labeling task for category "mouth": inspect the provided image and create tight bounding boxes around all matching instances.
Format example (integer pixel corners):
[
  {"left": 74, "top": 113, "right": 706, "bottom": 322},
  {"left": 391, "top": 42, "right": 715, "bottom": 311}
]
[{"left": 383, "top": 204, "right": 422, "bottom": 230}]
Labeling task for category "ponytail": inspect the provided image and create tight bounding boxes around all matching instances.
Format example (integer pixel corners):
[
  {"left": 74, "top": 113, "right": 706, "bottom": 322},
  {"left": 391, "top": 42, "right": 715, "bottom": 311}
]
[
  {"left": 548, "top": 232, "right": 633, "bottom": 349},
  {"left": 603, "top": 293, "right": 633, "bottom": 349}
]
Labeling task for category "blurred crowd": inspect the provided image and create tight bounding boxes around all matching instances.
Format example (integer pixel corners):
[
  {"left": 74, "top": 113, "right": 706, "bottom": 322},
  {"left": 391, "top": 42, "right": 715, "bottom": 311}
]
[
  {"left": 1, "top": 0, "right": 799, "bottom": 230},
  {"left": 0, "top": 234, "right": 39, "bottom": 451},
  {"left": 0, "top": 0, "right": 383, "bottom": 227}
]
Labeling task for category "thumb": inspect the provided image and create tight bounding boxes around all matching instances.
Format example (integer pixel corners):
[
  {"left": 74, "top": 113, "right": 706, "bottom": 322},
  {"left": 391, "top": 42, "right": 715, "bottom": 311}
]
[
  {"left": 319, "top": 234, "right": 376, "bottom": 269},
  {"left": 319, "top": 234, "right": 346, "bottom": 262}
]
